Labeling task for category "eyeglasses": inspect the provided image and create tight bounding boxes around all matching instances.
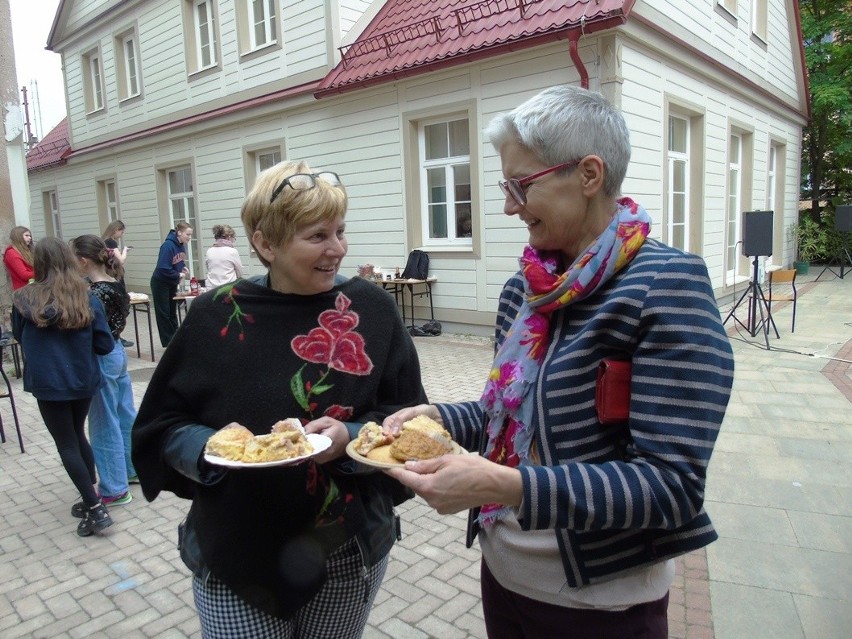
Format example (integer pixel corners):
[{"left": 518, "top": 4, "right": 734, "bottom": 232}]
[
  {"left": 498, "top": 160, "right": 580, "bottom": 206},
  {"left": 270, "top": 172, "right": 342, "bottom": 203}
]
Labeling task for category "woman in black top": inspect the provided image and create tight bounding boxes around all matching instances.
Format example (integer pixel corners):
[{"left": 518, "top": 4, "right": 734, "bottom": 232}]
[{"left": 72, "top": 235, "right": 139, "bottom": 509}]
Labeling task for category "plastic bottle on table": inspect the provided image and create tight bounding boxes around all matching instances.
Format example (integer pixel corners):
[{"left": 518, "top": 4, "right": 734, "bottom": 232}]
[{"left": 190, "top": 276, "right": 199, "bottom": 296}]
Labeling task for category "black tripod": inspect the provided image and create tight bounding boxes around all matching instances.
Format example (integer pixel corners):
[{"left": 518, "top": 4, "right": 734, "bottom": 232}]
[
  {"left": 723, "top": 256, "right": 775, "bottom": 349},
  {"left": 816, "top": 232, "right": 852, "bottom": 280}
]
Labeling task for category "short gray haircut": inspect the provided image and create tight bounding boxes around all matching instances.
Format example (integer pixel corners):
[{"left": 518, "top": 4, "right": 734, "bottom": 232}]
[{"left": 484, "top": 85, "right": 631, "bottom": 197}]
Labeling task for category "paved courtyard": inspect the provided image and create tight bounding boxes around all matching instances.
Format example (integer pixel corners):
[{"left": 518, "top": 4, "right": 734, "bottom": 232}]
[{"left": 0, "top": 270, "right": 850, "bottom": 638}]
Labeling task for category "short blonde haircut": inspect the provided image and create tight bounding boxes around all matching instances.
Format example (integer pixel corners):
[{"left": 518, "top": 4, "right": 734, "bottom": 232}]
[{"left": 241, "top": 160, "right": 347, "bottom": 267}]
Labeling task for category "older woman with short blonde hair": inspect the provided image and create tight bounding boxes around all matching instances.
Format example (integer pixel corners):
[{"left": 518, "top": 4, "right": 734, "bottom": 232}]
[{"left": 133, "top": 159, "right": 426, "bottom": 638}]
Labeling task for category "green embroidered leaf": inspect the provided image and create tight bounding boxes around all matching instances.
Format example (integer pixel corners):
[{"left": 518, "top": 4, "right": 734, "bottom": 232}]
[
  {"left": 318, "top": 480, "right": 339, "bottom": 516},
  {"left": 311, "top": 383, "right": 334, "bottom": 396},
  {"left": 291, "top": 365, "right": 309, "bottom": 412}
]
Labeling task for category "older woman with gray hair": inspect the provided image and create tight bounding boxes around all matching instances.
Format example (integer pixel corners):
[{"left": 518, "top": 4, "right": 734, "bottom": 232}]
[
  {"left": 132, "top": 160, "right": 426, "bottom": 638},
  {"left": 385, "top": 85, "right": 735, "bottom": 638}
]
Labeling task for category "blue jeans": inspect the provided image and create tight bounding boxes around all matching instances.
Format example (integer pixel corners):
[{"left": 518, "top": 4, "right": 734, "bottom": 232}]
[{"left": 89, "top": 339, "right": 137, "bottom": 498}]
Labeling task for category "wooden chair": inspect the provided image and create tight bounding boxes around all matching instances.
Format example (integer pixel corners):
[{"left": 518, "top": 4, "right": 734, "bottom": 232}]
[{"left": 767, "top": 269, "right": 798, "bottom": 335}]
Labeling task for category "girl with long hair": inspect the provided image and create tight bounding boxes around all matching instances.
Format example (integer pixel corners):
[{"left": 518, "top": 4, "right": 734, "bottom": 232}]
[
  {"left": 13, "top": 238, "right": 116, "bottom": 536},
  {"left": 4, "top": 226, "right": 35, "bottom": 290},
  {"left": 72, "top": 234, "right": 138, "bottom": 508}
]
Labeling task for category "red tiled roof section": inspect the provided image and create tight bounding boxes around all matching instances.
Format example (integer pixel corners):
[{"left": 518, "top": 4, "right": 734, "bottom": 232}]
[
  {"left": 26, "top": 118, "right": 71, "bottom": 172},
  {"left": 316, "top": 0, "right": 633, "bottom": 97}
]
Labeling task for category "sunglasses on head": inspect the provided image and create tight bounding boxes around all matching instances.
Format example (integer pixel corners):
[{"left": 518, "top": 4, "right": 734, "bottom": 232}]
[{"left": 270, "top": 172, "right": 342, "bottom": 203}]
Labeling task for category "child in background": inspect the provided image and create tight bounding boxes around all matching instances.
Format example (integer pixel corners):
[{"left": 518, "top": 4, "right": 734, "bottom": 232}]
[
  {"left": 72, "top": 235, "right": 139, "bottom": 507},
  {"left": 3, "top": 226, "right": 35, "bottom": 289},
  {"left": 13, "top": 238, "right": 116, "bottom": 537}
]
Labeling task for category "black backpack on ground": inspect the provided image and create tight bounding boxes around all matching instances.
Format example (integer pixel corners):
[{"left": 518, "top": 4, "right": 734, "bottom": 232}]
[{"left": 401, "top": 250, "right": 429, "bottom": 280}]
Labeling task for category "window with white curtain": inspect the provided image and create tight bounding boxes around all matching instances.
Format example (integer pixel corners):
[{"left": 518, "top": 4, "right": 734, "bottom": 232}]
[
  {"left": 419, "top": 118, "right": 472, "bottom": 244},
  {"left": 166, "top": 166, "right": 201, "bottom": 276}
]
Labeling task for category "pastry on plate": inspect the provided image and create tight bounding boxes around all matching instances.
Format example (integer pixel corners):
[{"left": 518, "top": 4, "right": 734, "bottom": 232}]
[
  {"left": 389, "top": 415, "right": 453, "bottom": 461},
  {"left": 271, "top": 418, "right": 305, "bottom": 439},
  {"left": 353, "top": 421, "right": 394, "bottom": 455},
  {"left": 205, "top": 424, "right": 254, "bottom": 461},
  {"left": 243, "top": 432, "right": 314, "bottom": 462}
]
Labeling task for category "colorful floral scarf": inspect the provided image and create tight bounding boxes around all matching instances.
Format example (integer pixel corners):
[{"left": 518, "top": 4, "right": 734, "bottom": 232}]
[{"left": 478, "top": 197, "right": 652, "bottom": 525}]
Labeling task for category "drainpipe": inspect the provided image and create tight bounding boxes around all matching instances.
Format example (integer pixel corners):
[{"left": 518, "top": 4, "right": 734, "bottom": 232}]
[{"left": 568, "top": 28, "right": 589, "bottom": 89}]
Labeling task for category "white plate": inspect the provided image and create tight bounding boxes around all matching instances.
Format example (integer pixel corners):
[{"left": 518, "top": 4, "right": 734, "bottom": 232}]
[
  {"left": 345, "top": 439, "right": 464, "bottom": 469},
  {"left": 204, "top": 433, "right": 332, "bottom": 468}
]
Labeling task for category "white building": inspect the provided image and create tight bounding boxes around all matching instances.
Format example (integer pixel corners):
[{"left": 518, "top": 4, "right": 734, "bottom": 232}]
[{"left": 25, "top": 0, "right": 809, "bottom": 334}]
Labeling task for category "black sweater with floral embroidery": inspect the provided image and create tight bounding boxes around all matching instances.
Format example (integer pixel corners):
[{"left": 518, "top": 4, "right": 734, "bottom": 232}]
[{"left": 132, "top": 276, "right": 426, "bottom": 618}]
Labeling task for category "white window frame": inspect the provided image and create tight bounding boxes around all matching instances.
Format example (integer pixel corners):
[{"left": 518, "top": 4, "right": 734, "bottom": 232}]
[
  {"left": 46, "top": 190, "right": 62, "bottom": 239},
  {"left": 166, "top": 166, "right": 200, "bottom": 276},
  {"left": 418, "top": 117, "right": 472, "bottom": 247},
  {"left": 256, "top": 148, "right": 282, "bottom": 174},
  {"left": 719, "top": 0, "right": 737, "bottom": 17},
  {"left": 726, "top": 133, "right": 743, "bottom": 280},
  {"left": 249, "top": 0, "right": 277, "bottom": 50},
  {"left": 751, "top": 0, "right": 767, "bottom": 42},
  {"left": 666, "top": 114, "right": 690, "bottom": 251},
  {"left": 766, "top": 145, "right": 776, "bottom": 213},
  {"left": 116, "top": 31, "right": 141, "bottom": 100},
  {"left": 104, "top": 179, "right": 119, "bottom": 222},
  {"left": 194, "top": 0, "right": 218, "bottom": 69},
  {"left": 83, "top": 50, "right": 105, "bottom": 113}
]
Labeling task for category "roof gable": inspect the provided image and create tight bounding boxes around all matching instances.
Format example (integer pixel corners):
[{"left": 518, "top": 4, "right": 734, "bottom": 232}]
[{"left": 316, "top": 0, "right": 633, "bottom": 97}]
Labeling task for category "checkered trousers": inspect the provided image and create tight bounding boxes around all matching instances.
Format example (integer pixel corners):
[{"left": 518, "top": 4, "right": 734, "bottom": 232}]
[{"left": 192, "top": 538, "right": 389, "bottom": 638}]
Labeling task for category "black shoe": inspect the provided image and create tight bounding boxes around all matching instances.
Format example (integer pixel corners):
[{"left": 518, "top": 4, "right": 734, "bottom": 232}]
[
  {"left": 71, "top": 501, "right": 86, "bottom": 518},
  {"left": 77, "top": 502, "right": 113, "bottom": 537},
  {"left": 120, "top": 338, "right": 134, "bottom": 347}
]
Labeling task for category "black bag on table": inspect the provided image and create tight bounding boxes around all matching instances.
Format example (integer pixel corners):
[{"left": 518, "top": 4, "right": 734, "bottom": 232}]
[{"left": 401, "top": 250, "right": 429, "bottom": 280}]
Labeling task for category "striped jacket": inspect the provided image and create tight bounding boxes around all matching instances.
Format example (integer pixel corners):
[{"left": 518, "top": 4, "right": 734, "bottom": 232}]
[{"left": 438, "top": 239, "right": 735, "bottom": 586}]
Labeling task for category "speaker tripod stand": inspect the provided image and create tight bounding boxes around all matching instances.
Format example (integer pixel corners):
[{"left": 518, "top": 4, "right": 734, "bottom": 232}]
[
  {"left": 815, "top": 232, "right": 852, "bottom": 280},
  {"left": 723, "top": 256, "right": 775, "bottom": 349}
]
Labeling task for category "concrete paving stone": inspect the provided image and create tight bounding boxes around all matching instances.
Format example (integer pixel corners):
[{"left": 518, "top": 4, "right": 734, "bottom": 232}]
[
  {"left": 447, "top": 571, "right": 483, "bottom": 598},
  {"left": 367, "top": 590, "right": 410, "bottom": 625},
  {"left": 108, "top": 608, "right": 165, "bottom": 636},
  {"left": 394, "top": 592, "right": 442, "bottom": 623},
  {"left": 709, "top": 450, "right": 848, "bottom": 486},
  {"left": 44, "top": 591, "right": 84, "bottom": 619},
  {"left": 793, "top": 593, "right": 852, "bottom": 639},
  {"left": 376, "top": 617, "right": 430, "bottom": 639},
  {"left": 711, "top": 582, "right": 805, "bottom": 639},
  {"left": 4, "top": 613, "right": 61, "bottom": 639},
  {"left": 776, "top": 437, "right": 851, "bottom": 462},
  {"left": 140, "top": 607, "right": 198, "bottom": 637},
  {"left": 454, "top": 611, "right": 487, "bottom": 639},
  {"left": 33, "top": 612, "right": 90, "bottom": 639},
  {"left": 40, "top": 575, "right": 90, "bottom": 601},
  {"left": 433, "top": 590, "right": 481, "bottom": 623},
  {"left": 708, "top": 537, "right": 852, "bottom": 599},
  {"left": 68, "top": 609, "right": 124, "bottom": 638},
  {"left": 414, "top": 574, "right": 460, "bottom": 601},
  {"left": 708, "top": 502, "right": 798, "bottom": 546},
  {"left": 77, "top": 587, "right": 118, "bottom": 618},
  {"left": 382, "top": 575, "right": 427, "bottom": 604},
  {"left": 416, "top": 614, "right": 470, "bottom": 639},
  {"left": 785, "top": 510, "right": 852, "bottom": 554},
  {"left": 706, "top": 473, "right": 848, "bottom": 516},
  {"left": 12, "top": 592, "right": 47, "bottom": 620}
]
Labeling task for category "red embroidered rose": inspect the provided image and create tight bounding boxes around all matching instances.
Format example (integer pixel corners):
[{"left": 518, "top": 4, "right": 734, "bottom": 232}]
[
  {"left": 289, "top": 293, "right": 373, "bottom": 418},
  {"left": 324, "top": 404, "right": 353, "bottom": 420},
  {"left": 291, "top": 293, "right": 373, "bottom": 376}
]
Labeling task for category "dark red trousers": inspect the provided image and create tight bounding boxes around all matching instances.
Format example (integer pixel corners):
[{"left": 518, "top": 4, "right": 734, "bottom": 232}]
[{"left": 481, "top": 560, "right": 669, "bottom": 639}]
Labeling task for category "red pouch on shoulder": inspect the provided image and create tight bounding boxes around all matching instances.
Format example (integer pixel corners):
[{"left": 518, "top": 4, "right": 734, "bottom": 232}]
[{"left": 595, "top": 359, "right": 631, "bottom": 424}]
